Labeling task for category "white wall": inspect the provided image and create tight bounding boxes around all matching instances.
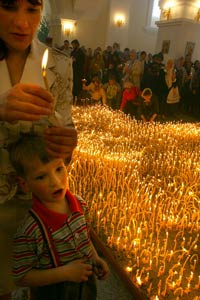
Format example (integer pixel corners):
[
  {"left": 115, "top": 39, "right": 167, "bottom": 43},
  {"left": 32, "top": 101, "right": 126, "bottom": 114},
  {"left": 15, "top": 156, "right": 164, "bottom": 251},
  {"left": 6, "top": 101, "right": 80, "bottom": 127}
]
[
  {"left": 72, "top": 2, "right": 110, "bottom": 49},
  {"left": 156, "top": 0, "right": 200, "bottom": 62},
  {"left": 128, "top": 0, "right": 158, "bottom": 53}
]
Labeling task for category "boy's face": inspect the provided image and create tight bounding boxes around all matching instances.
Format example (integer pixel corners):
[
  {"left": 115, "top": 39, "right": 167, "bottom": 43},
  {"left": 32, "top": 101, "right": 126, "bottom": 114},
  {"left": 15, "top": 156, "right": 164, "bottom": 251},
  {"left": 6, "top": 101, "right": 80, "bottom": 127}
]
[
  {"left": 109, "top": 79, "right": 115, "bottom": 85},
  {"left": 21, "top": 158, "right": 68, "bottom": 206},
  {"left": 94, "top": 80, "right": 100, "bottom": 86},
  {"left": 143, "top": 94, "right": 151, "bottom": 102}
]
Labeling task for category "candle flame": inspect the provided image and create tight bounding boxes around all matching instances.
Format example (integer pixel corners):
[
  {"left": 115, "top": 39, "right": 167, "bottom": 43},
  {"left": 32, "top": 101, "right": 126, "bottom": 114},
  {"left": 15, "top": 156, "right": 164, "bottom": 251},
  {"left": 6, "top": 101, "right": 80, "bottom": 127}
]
[
  {"left": 126, "top": 266, "right": 132, "bottom": 273},
  {"left": 136, "top": 276, "right": 142, "bottom": 286},
  {"left": 41, "top": 48, "right": 49, "bottom": 75}
]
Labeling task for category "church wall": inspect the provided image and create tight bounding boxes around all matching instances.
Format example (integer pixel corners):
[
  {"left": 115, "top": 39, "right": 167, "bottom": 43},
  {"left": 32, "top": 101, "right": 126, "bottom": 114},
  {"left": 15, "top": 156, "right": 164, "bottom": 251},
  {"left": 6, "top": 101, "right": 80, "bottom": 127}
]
[
  {"left": 106, "top": 0, "right": 158, "bottom": 53},
  {"left": 46, "top": 0, "right": 158, "bottom": 53},
  {"left": 128, "top": 0, "right": 158, "bottom": 53},
  {"left": 72, "top": 2, "right": 110, "bottom": 50}
]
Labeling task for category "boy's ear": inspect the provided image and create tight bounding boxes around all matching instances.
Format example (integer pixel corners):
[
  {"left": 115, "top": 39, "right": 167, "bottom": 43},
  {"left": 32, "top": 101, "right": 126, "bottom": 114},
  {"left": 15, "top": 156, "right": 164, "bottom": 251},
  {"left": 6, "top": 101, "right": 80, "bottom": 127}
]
[{"left": 17, "top": 176, "right": 30, "bottom": 193}]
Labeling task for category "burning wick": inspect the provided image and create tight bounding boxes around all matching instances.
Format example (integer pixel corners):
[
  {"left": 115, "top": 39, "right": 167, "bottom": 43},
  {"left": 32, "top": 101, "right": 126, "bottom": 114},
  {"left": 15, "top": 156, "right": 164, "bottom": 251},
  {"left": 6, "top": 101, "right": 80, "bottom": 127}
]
[{"left": 41, "top": 48, "right": 49, "bottom": 90}]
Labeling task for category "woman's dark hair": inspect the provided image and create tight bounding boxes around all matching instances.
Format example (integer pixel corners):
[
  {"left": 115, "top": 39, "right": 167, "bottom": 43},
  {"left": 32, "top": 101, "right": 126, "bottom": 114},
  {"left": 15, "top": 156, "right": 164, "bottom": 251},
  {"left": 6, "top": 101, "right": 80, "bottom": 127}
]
[
  {"left": 0, "top": 0, "right": 42, "bottom": 5},
  {"left": 0, "top": 0, "right": 42, "bottom": 60}
]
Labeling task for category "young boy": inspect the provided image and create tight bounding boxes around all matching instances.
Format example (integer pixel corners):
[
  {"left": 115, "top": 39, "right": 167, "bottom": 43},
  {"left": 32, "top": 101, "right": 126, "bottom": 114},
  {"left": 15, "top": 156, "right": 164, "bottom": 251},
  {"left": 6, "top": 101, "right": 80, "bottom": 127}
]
[
  {"left": 9, "top": 134, "right": 109, "bottom": 300},
  {"left": 104, "top": 74, "right": 121, "bottom": 110}
]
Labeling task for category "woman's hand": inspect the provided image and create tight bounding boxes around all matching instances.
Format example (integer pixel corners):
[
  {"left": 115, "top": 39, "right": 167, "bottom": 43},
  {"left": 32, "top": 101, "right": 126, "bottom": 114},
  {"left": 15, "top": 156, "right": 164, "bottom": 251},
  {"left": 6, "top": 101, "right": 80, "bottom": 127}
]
[
  {"left": 44, "top": 126, "right": 77, "bottom": 159},
  {"left": 0, "top": 83, "right": 54, "bottom": 122}
]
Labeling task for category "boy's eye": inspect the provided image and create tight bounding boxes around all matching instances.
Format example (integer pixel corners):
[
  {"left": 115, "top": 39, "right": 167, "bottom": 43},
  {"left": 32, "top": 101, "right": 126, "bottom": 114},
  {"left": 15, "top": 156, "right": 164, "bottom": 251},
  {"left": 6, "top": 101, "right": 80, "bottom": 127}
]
[
  {"left": 56, "top": 166, "right": 64, "bottom": 172},
  {"left": 35, "top": 175, "right": 45, "bottom": 180},
  {"left": 27, "top": 6, "right": 40, "bottom": 13}
]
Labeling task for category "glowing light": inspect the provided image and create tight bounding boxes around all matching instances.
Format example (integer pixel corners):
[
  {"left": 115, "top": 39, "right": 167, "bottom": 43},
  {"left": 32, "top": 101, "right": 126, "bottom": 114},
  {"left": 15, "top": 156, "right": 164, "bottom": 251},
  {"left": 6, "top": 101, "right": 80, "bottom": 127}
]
[
  {"left": 114, "top": 14, "right": 125, "bottom": 27},
  {"left": 41, "top": 49, "right": 49, "bottom": 90}
]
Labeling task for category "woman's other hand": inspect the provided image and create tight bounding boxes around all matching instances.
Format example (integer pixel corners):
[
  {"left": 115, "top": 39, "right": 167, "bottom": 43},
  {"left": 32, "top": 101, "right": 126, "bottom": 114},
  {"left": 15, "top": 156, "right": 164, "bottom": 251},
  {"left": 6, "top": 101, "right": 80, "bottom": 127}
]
[{"left": 44, "top": 126, "right": 77, "bottom": 159}]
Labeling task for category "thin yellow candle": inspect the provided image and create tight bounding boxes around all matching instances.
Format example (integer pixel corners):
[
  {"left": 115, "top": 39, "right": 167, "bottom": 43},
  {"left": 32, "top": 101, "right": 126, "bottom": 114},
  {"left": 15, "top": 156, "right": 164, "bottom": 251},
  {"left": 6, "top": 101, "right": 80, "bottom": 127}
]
[{"left": 41, "top": 48, "right": 49, "bottom": 90}]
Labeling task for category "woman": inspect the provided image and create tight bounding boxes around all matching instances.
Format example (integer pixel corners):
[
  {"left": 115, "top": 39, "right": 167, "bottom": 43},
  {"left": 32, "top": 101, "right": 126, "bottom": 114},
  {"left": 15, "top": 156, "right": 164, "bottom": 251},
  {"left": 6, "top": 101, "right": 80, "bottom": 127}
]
[
  {"left": 89, "top": 51, "right": 105, "bottom": 81},
  {"left": 0, "top": 1, "right": 77, "bottom": 299},
  {"left": 120, "top": 81, "right": 141, "bottom": 119},
  {"left": 138, "top": 88, "right": 159, "bottom": 123}
]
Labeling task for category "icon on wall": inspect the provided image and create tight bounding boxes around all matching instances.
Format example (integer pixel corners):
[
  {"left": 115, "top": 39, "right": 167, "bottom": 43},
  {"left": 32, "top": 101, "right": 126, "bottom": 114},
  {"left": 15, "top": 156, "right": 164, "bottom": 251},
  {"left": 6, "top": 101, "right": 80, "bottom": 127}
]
[
  {"left": 161, "top": 40, "right": 170, "bottom": 54},
  {"left": 185, "top": 42, "right": 195, "bottom": 57}
]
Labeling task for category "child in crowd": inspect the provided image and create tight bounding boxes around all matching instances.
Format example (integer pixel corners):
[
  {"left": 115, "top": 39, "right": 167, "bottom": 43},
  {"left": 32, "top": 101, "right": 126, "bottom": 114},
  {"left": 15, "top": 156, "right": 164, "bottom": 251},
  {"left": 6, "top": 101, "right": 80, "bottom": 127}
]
[
  {"left": 10, "top": 135, "right": 109, "bottom": 300},
  {"left": 120, "top": 81, "right": 141, "bottom": 118},
  {"left": 138, "top": 88, "right": 159, "bottom": 123},
  {"left": 82, "top": 76, "right": 107, "bottom": 105},
  {"left": 104, "top": 74, "right": 121, "bottom": 110}
]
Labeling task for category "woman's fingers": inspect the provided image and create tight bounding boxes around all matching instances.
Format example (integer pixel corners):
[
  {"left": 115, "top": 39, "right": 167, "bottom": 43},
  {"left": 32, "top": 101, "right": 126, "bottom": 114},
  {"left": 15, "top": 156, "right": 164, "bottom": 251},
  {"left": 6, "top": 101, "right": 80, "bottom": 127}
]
[
  {"left": 44, "top": 127, "right": 77, "bottom": 158},
  {"left": 44, "top": 127, "right": 77, "bottom": 146},
  {"left": 1, "top": 84, "right": 54, "bottom": 121},
  {"left": 22, "top": 84, "right": 53, "bottom": 100}
]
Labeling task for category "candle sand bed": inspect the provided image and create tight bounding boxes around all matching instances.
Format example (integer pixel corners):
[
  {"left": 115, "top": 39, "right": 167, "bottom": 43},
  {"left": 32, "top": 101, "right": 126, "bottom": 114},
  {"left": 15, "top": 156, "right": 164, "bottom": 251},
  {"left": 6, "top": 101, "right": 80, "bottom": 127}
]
[{"left": 69, "top": 105, "right": 200, "bottom": 300}]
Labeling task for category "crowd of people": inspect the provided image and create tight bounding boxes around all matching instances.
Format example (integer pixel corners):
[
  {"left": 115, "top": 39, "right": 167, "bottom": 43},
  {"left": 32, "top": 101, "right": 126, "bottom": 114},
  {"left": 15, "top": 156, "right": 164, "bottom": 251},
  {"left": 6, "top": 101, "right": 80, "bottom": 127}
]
[{"left": 57, "top": 39, "right": 200, "bottom": 122}]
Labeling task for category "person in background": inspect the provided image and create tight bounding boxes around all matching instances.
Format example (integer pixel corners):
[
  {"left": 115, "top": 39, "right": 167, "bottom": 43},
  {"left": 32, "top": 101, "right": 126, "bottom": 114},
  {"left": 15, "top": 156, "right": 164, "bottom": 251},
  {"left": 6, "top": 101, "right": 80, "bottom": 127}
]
[
  {"left": 120, "top": 81, "right": 141, "bottom": 118},
  {"left": 0, "top": 1, "right": 77, "bottom": 299},
  {"left": 138, "top": 88, "right": 159, "bottom": 123},
  {"left": 121, "top": 47, "right": 130, "bottom": 63},
  {"left": 102, "top": 45, "right": 112, "bottom": 68},
  {"left": 84, "top": 47, "right": 93, "bottom": 82},
  {"left": 166, "top": 80, "right": 180, "bottom": 118},
  {"left": 104, "top": 74, "right": 121, "bottom": 110},
  {"left": 10, "top": 134, "right": 109, "bottom": 300},
  {"left": 101, "top": 45, "right": 112, "bottom": 83},
  {"left": 146, "top": 53, "right": 168, "bottom": 119},
  {"left": 60, "top": 39, "right": 71, "bottom": 57},
  {"left": 190, "top": 60, "right": 200, "bottom": 117},
  {"left": 82, "top": 76, "right": 107, "bottom": 105},
  {"left": 174, "top": 56, "right": 185, "bottom": 103},
  {"left": 131, "top": 50, "right": 147, "bottom": 89},
  {"left": 108, "top": 51, "right": 123, "bottom": 84},
  {"left": 71, "top": 39, "right": 85, "bottom": 104},
  {"left": 89, "top": 51, "right": 105, "bottom": 82},
  {"left": 122, "top": 49, "right": 136, "bottom": 83},
  {"left": 147, "top": 53, "right": 153, "bottom": 65}
]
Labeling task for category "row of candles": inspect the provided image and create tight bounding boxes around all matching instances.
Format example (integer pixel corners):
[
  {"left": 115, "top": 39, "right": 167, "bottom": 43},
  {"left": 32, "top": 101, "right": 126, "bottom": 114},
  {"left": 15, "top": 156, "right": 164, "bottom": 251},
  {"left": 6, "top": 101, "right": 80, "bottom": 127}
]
[{"left": 69, "top": 105, "right": 200, "bottom": 300}]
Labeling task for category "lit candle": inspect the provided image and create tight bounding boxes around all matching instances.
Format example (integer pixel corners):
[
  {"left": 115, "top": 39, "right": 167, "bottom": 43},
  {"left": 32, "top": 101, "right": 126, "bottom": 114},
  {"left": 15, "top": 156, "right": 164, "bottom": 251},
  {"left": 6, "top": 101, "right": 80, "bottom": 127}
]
[{"left": 41, "top": 48, "right": 49, "bottom": 90}]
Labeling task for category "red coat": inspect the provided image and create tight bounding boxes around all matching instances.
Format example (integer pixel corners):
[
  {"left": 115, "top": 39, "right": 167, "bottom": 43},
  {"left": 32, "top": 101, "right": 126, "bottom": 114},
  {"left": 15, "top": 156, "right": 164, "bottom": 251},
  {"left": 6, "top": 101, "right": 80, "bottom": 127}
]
[{"left": 120, "top": 87, "right": 141, "bottom": 110}]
